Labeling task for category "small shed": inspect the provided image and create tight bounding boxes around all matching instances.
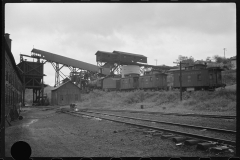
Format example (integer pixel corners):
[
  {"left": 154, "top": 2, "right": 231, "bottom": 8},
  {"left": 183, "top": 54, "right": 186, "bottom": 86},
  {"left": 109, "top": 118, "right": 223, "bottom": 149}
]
[{"left": 51, "top": 81, "right": 81, "bottom": 106}]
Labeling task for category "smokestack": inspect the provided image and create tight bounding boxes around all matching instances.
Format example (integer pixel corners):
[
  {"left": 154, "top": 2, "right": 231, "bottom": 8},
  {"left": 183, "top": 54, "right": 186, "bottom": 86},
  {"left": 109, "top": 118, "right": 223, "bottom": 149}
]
[{"left": 4, "top": 33, "right": 12, "bottom": 51}]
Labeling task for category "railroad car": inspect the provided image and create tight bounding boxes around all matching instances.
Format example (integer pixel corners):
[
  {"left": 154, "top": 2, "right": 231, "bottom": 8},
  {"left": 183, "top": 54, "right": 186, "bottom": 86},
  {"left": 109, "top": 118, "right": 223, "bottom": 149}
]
[
  {"left": 139, "top": 73, "right": 167, "bottom": 90},
  {"left": 4, "top": 34, "right": 23, "bottom": 122},
  {"left": 120, "top": 75, "right": 139, "bottom": 90},
  {"left": 102, "top": 77, "right": 121, "bottom": 91},
  {"left": 172, "top": 63, "right": 225, "bottom": 91}
]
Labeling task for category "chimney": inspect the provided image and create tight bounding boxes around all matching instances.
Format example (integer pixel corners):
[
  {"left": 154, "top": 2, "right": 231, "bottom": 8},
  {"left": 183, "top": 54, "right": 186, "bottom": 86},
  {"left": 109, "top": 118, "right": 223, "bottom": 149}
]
[{"left": 4, "top": 33, "right": 12, "bottom": 51}]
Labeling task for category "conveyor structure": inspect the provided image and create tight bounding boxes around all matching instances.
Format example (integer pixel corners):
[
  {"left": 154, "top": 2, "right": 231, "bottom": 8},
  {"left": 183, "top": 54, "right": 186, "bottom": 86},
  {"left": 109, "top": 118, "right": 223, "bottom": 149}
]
[{"left": 31, "top": 48, "right": 110, "bottom": 87}]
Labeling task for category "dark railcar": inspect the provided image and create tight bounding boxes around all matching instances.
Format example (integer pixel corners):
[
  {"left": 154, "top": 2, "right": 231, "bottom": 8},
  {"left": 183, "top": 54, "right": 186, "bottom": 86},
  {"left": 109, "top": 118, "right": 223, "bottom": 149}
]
[
  {"left": 102, "top": 77, "right": 121, "bottom": 91},
  {"left": 172, "top": 64, "right": 225, "bottom": 91},
  {"left": 139, "top": 73, "right": 167, "bottom": 90},
  {"left": 120, "top": 76, "right": 139, "bottom": 90}
]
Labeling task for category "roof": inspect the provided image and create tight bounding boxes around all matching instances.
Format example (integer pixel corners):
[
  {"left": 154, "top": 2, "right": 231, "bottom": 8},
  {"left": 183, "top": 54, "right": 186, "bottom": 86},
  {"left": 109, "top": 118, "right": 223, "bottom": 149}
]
[
  {"left": 230, "top": 56, "right": 236, "bottom": 60},
  {"left": 4, "top": 36, "right": 23, "bottom": 83},
  {"left": 31, "top": 48, "right": 109, "bottom": 75},
  {"left": 51, "top": 80, "right": 80, "bottom": 91},
  {"left": 113, "top": 50, "right": 147, "bottom": 58},
  {"left": 95, "top": 50, "right": 113, "bottom": 55}
]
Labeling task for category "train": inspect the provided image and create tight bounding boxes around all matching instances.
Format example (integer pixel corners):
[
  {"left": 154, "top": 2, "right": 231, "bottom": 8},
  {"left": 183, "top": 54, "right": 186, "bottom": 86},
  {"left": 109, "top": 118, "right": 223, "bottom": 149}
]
[
  {"left": 87, "top": 63, "right": 226, "bottom": 92},
  {"left": 4, "top": 34, "right": 23, "bottom": 123},
  {"left": 171, "top": 63, "right": 226, "bottom": 91},
  {"left": 87, "top": 71, "right": 168, "bottom": 91}
]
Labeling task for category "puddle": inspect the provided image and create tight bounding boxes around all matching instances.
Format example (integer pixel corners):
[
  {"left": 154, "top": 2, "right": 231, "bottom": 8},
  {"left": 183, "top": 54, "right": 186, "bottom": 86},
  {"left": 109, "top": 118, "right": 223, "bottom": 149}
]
[{"left": 22, "top": 119, "right": 38, "bottom": 127}]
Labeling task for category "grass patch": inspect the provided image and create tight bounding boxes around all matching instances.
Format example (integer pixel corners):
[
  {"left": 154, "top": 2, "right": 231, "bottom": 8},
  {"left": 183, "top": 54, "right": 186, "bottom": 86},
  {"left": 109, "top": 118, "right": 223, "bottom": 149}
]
[{"left": 78, "top": 88, "right": 236, "bottom": 114}]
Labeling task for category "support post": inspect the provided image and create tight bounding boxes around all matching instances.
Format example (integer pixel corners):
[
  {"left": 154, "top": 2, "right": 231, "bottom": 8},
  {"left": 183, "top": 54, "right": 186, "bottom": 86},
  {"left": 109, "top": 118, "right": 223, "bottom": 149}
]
[{"left": 180, "top": 61, "right": 182, "bottom": 101}]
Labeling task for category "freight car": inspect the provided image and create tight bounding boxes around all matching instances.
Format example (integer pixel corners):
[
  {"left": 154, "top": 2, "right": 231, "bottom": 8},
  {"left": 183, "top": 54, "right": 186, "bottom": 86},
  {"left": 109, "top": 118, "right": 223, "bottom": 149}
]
[
  {"left": 139, "top": 73, "right": 167, "bottom": 90},
  {"left": 99, "top": 72, "right": 168, "bottom": 91},
  {"left": 171, "top": 63, "right": 226, "bottom": 91},
  {"left": 87, "top": 77, "right": 104, "bottom": 90},
  {"left": 4, "top": 34, "right": 23, "bottom": 124},
  {"left": 102, "top": 77, "right": 121, "bottom": 91}
]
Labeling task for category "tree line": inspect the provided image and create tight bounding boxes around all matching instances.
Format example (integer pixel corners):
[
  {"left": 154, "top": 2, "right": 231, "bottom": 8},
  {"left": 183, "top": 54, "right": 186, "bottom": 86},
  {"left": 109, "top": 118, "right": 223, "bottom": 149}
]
[{"left": 176, "top": 55, "right": 234, "bottom": 70}]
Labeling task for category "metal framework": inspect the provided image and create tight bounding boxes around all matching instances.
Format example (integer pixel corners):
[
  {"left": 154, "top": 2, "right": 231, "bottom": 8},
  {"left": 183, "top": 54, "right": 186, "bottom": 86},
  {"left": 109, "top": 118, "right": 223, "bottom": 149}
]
[{"left": 31, "top": 48, "right": 110, "bottom": 87}]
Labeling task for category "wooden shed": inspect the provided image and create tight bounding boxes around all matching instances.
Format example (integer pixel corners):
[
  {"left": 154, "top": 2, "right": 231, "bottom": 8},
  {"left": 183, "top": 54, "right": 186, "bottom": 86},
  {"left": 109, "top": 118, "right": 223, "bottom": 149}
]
[{"left": 51, "top": 81, "right": 81, "bottom": 106}]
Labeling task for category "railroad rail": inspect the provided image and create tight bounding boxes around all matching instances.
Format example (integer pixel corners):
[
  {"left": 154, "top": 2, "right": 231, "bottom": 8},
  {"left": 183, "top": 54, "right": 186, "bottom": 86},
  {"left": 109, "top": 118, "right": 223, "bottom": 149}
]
[
  {"left": 82, "top": 108, "right": 236, "bottom": 119},
  {"left": 80, "top": 110, "right": 236, "bottom": 134},
  {"left": 60, "top": 108, "right": 236, "bottom": 147}
]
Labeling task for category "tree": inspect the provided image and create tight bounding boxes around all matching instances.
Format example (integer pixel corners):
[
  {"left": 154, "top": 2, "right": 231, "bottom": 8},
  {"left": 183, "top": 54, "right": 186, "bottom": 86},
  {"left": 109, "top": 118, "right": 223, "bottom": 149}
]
[
  {"left": 212, "top": 55, "right": 233, "bottom": 70},
  {"left": 212, "top": 55, "right": 228, "bottom": 64},
  {"left": 176, "top": 55, "right": 195, "bottom": 67},
  {"left": 206, "top": 57, "right": 212, "bottom": 62}
]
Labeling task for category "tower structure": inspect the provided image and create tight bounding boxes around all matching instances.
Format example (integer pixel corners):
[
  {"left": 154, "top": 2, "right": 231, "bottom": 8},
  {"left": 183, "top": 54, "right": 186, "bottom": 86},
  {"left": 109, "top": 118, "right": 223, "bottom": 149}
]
[
  {"left": 17, "top": 54, "right": 46, "bottom": 106},
  {"left": 95, "top": 50, "right": 148, "bottom": 77}
]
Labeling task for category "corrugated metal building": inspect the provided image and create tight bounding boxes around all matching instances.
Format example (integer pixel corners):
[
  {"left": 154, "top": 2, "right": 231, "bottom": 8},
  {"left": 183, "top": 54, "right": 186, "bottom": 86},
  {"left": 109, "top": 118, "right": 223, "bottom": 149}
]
[{"left": 51, "top": 81, "right": 81, "bottom": 106}]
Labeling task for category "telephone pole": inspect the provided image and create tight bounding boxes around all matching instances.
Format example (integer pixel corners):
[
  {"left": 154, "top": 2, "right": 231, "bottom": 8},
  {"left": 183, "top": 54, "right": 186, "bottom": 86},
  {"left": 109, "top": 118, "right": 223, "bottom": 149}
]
[
  {"left": 223, "top": 48, "right": 226, "bottom": 58},
  {"left": 173, "top": 61, "right": 188, "bottom": 101}
]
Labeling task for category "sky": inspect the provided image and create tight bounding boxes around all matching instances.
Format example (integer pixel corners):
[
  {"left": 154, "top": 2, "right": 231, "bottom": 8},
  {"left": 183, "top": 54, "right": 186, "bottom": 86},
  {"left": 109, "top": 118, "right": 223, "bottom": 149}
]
[{"left": 5, "top": 3, "right": 236, "bottom": 86}]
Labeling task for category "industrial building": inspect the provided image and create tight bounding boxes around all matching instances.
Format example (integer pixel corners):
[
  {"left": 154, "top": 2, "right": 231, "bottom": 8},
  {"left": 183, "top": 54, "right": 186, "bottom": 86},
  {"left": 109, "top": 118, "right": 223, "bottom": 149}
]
[{"left": 51, "top": 81, "right": 81, "bottom": 106}]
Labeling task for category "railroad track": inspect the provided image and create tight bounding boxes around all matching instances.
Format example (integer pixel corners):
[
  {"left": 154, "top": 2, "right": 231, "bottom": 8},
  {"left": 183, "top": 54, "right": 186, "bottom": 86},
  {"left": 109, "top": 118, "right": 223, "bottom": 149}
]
[
  {"left": 60, "top": 108, "right": 236, "bottom": 153},
  {"left": 80, "top": 110, "right": 236, "bottom": 134},
  {"left": 82, "top": 108, "right": 236, "bottom": 119}
]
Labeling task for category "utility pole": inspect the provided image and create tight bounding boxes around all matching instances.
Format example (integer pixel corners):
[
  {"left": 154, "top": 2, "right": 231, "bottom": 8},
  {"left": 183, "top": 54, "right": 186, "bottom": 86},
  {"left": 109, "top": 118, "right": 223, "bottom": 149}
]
[
  {"left": 180, "top": 61, "right": 182, "bottom": 101},
  {"left": 155, "top": 59, "right": 157, "bottom": 66},
  {"left": 173, "top": 61, "right": 187, "bottom": 101},
  {"left": 223, "top": 48, "right": 226, "bottom": 58}
]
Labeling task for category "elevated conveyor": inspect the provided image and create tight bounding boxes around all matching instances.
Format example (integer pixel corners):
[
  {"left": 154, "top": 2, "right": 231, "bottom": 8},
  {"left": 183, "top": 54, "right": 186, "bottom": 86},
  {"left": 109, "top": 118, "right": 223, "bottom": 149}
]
[
  {"left": 31, "top": 48, "right": 110, "bottom": 87},
  {"left": 31, "top": 48, "right": 109, "bottom": 75}
]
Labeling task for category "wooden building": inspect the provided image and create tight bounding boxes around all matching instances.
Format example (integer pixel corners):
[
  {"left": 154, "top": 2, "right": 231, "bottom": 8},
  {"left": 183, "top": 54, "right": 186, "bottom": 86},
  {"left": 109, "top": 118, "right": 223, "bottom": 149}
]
[
  {"left": 4, "top": 33, "right": 23, "bottom": 118},
  {"left": 51, "top": 81, "right": 81, "bottom": 106}
]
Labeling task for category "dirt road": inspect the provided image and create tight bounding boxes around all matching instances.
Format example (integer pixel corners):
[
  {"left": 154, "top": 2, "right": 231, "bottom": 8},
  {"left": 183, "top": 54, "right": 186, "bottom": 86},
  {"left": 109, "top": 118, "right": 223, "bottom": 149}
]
[{"left": 5, "top": 107, "right": 234, "bottom": 157}]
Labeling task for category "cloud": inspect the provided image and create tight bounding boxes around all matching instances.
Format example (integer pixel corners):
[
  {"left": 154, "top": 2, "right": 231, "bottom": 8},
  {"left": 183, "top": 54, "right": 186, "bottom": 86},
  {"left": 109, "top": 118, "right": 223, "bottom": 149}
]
[{"left": 5, "top": 3, "right": 236, "bottom": 86}]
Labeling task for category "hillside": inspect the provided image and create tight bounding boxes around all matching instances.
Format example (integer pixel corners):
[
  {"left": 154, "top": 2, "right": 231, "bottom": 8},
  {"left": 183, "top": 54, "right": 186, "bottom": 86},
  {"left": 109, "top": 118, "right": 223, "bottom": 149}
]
[{"left": 76, "top": 86, "right": 236, "bottom": 115}]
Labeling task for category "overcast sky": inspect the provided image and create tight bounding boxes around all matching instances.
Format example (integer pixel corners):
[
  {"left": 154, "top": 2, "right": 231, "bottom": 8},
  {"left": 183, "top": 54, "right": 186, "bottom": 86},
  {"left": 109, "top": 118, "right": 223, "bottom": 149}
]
[{"left": 5, "top": 3, "right": 236, "bottom": 86}]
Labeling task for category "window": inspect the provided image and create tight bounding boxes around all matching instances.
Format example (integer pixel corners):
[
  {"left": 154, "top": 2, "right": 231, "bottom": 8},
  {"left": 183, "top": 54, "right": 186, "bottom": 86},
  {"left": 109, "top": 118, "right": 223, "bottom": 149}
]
[
  {"left": 150, "top": 77, "right": 152, "bottom": 81},
  {"left": 197, "top": 74, "right": 201, "bottom": 81},
  {"left": 129, "top": 79, "right": 131, "bottom": 83},
  {"left": 61, "top": 95, "right": 63, "bottom": 101}
]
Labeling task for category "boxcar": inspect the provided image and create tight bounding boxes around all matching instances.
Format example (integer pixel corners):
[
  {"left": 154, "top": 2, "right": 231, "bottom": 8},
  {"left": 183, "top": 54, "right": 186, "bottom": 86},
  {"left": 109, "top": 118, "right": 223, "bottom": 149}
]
[
  {"left": 120, "top": 76, "right": 139, "bottom": 90},
  {"left": 102, "top": 77, "right": 121, "bottom": 91},
  {"left": 139, "top": 73, "right": 167, "bottom": 90},
  {"left": 172, "top": 64, "right": 225, "bottom": 91}
]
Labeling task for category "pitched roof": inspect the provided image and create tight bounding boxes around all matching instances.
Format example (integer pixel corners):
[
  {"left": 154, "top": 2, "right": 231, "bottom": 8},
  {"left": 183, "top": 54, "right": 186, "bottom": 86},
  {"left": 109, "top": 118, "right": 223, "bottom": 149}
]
[
  {"left": 95, "top": 50, "right": 113, "bottom": 55},
  {"left": 113, "top": 50, "right": 147, "bottom": 58},
  {"left": 51, "top": 80, "right": 80, "bottom": 91}
]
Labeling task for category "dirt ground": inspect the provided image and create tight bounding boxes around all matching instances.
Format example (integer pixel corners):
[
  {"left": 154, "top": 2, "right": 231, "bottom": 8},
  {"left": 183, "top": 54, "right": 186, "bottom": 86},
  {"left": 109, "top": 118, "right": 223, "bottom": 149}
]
[{"left": 5, "top": 107, "right": 235, "bottom": 158}]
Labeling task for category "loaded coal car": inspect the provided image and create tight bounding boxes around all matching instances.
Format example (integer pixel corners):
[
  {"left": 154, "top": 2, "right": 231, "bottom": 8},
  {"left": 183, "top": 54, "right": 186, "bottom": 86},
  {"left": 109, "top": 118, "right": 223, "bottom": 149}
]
[
  {"left": 172, "top": 63, "right": 225, "bottom": 91},
  {"left": 87, "top": 77, "right": 104, "bottom": 90},
  {"left": 139, "top": 73, "right": 167, "bottom": 90},
  {"left": 102, "top": 77, "right": 121, "bottom": 91}
]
